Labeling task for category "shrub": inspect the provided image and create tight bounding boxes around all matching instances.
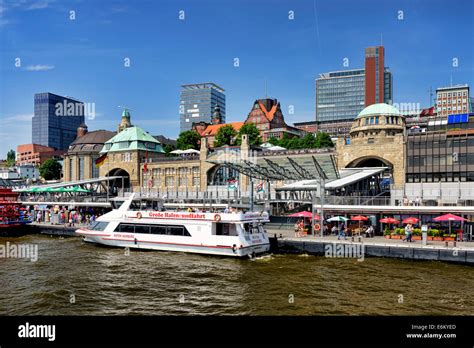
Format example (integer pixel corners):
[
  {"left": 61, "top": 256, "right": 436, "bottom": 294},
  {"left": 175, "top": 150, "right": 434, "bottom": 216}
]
[{"left": 412, "top": 228, "right": 421, "bottom": 236}]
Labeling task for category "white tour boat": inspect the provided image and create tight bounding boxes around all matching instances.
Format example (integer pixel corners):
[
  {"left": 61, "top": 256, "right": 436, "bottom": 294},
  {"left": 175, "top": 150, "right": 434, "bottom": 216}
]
[{"left": 76, "top": 194, "right": 271, "bottom": 257}]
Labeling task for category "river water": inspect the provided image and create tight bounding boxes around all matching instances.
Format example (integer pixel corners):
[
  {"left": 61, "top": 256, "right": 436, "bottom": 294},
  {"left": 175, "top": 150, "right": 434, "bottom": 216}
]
[{"left": 0, "top": 235, "right": 473, "bottom": 316}]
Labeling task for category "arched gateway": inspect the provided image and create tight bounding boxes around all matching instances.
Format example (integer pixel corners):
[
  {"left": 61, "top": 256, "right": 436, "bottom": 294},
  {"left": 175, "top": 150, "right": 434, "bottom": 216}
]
[{"left": 336, "top": 103, "right": 406, "bottom": 187}]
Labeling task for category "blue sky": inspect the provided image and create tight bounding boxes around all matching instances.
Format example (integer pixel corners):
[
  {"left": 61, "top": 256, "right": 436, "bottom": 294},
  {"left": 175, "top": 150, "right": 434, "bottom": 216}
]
[{"left": 0, "top": 0, "right": 473, "bottom": 158}]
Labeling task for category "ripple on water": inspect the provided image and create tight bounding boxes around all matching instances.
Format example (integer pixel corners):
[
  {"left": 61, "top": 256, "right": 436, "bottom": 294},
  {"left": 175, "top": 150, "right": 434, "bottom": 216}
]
[{"left": 0, "top": 235, "right": 473, "bottom": 315}]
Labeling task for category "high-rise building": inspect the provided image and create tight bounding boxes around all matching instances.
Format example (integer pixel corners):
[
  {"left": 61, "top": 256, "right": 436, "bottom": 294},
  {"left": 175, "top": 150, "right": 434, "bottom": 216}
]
[
  {"left": 179, "top": 83, "right": 226, "bottom": 133},
  {"left": 436, "top": 84, "right": 470, "bottom": 117},
  {"left": 32, "top": 92, "right": 85, "bottom": 150},
  {"left": 315, "top": 46, "right": 393, "bottom": 136},
  {"left": 365, "top": 46, "right": 392, "bottom": 106},
  {"left": 316, "top": 69, "right": 366, "bottom": 124}
]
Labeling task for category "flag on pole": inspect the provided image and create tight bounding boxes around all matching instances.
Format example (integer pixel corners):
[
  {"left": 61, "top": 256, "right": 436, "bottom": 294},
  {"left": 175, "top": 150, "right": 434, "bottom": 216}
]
[
  {"left": 95, "top": 153, "right": 107, "bottom": 168},
  {"left": 256, "top": 182, "right": 264, "bottom": 193},
  {"left": 144, "top": 151, "right": 148, "bottom": 173},
  {"left": 228, "top": 179, "right": 238, "bottom": 191}
]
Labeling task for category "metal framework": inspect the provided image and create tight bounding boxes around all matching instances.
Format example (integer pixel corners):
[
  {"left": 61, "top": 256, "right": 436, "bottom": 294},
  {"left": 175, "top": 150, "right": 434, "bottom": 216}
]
[{"left": 208, "top": 153, "right": 339, "bottom": 183}]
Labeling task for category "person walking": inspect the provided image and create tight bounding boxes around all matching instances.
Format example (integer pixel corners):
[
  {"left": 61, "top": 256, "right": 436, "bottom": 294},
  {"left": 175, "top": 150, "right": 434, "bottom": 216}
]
[{"left": 403, "top": 223, "right": 413, "bottom": 242}]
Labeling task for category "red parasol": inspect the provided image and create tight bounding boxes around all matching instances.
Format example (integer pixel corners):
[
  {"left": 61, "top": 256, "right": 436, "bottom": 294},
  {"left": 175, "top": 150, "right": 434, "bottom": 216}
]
[
  {"left": 433, "top": 213, "right": 467, "bottom": 236},
  {"left": 433, "top": 213, "right": 467, "bottom": 222},
  {"left": 379, "top": 217, "right": 399, "bottom": 224},
  {"left": 288, "top": 211, "right": 320, "bottom": 219},
  {"left": 402, "top": 217, "right": 419, "bottom": 224},
  {"left": 351, "top": 215, "right": 368, "bottom": 221}
]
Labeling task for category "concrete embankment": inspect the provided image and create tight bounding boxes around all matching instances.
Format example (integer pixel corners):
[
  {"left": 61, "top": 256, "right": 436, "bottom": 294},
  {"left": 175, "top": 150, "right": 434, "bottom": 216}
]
[{"left": 270, "top": 237, "right": 474, "bottom": 265}]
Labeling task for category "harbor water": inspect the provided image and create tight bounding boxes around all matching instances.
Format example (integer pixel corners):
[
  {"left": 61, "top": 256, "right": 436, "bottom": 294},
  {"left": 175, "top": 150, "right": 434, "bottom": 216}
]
[{"left": 1, "top": 234, "right": 473, "bottom": 316}]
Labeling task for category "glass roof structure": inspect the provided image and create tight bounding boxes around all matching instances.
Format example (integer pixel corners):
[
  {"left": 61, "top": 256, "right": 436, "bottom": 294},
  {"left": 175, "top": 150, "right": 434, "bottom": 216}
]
[{"left": 207, "top": 150, "right": 339, "bottom": 182}]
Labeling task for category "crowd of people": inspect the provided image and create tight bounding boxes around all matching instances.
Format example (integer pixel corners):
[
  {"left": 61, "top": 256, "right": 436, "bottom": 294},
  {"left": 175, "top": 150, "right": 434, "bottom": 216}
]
[{"left": 31, "top": 207, "right": 108, "bottom": 227}]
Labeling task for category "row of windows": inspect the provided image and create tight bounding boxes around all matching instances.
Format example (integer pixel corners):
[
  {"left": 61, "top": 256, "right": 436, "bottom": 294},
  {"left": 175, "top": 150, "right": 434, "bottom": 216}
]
[
  {"left": 406, "top": 173, "right": 474, "bottom": 183},
  {"left": 408, "top": 153, "right": 472, "bottom": 167},
  {"left": 115, "top": 223, "right": 191, "bottom": 236},
  {"left": 437, "top": 91, "right": 468, "bottom": 98}
]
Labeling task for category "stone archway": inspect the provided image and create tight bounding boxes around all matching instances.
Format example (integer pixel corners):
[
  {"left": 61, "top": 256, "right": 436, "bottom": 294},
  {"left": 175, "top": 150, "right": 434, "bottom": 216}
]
[
  {"left": 207, "top": 164, "right": 240, "bottom": 186},
  {"left": 107, "top": 168, "right": 130, "bottom": 193},
  {"left": 346, "top": 156, "right": 393, "bottom": 169}
]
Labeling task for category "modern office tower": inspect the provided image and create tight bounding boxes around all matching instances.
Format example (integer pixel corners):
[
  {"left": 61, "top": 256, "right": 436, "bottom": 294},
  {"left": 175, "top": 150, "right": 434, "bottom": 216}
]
[
  {"left": 316, "top": 69, "right": 366, "bottom": 124},
  {"left": 365, "top": 46, "right": 392, "bottom": 106},
  {"left": 32, "top": 92, "right": 85, "bottom": 150},
  {"left": 179, "top": 83, "right": 226, "bottom": 133},
  {"left": 315, "top": 46, "right": 393, "bottom": 136},
  {"left": 436, "top": 84, "right": 470, "bottom": 117}
]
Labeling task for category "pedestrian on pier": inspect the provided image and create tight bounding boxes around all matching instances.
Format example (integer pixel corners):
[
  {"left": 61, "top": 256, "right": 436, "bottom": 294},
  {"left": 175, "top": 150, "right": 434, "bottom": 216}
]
[{"left": 403, "top": 224, "right": 413, "bottom": 242}]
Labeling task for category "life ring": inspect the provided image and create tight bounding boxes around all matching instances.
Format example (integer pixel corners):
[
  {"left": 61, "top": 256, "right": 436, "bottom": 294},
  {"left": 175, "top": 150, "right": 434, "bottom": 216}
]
[
  {"left": 214, "top": 214, "right": 221, "bottom": 222},
  {"left": 136, "top": 212, "right": 142, "bottom": 219},
  {"left": 314, "top": 224, "right": 321, "bottom": 231}
]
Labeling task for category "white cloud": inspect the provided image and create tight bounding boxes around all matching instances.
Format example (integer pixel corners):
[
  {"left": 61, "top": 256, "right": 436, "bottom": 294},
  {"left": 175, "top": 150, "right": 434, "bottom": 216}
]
[
  {"left": 25, "top": 0, "right": 53, "bottom": 11},
  {"left": 25, "top": 64, "right": 55, "bottom": 71}
]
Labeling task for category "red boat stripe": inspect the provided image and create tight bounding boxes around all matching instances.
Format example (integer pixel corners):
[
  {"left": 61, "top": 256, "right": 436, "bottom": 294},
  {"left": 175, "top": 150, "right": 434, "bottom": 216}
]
[
  {"left": 99, "top": 237, "right": 268, "bottom": 250},
  {"left": 101, "top": 237, "right": 232, "bottom": 249}
]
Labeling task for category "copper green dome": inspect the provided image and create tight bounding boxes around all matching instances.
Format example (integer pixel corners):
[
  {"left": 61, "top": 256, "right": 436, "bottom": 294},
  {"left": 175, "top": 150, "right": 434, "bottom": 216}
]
[
  {"left": 356, "top": 103, "right": 401, "bottom": 118},
  {"left": 121, "top": 109, "right": 131, "bottom": 118}
]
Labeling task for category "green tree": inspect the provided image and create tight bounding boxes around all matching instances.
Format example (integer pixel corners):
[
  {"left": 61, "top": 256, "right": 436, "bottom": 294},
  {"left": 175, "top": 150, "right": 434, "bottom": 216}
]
[
  {"left": 176, "top": 130, "right": 200, "bottom": 150},
  {"left": 267, "top": 137, "right": 280, "bottom": 146},
  {"left": 6, "top": 149, "right": 15, "bottom": 167},
  {"left": 315, "top": 132, "right": 334, "bottom": 148},
  {"left": 235, "top": 123, "right": 262, "bottom": 146},
  {"left": 300, "top": 133, "right": 317, "bottom": 149},
  {"left": 163, "top": 143, "right": 176, "bottom": 157},
  {"left": 213, "top": 124, "right": 237, "bottom": 147},
  {"left": 39, "top": 159, "right": 62, "bottom": 180}
]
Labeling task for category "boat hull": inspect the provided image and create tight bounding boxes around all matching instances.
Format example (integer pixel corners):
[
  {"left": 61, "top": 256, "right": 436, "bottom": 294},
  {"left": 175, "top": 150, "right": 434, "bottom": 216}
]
[{"left": 81, "top": 233, "right": 270, "bottom": 257}]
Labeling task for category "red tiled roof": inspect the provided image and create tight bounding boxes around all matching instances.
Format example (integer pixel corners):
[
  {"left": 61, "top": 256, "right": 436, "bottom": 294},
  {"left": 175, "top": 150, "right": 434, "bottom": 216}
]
[
  {"left": 202, "top": 122, "right": 245, "bottom": 136},
  {"left": 258, "top": 101, "right": 278, "bottom": 121}
]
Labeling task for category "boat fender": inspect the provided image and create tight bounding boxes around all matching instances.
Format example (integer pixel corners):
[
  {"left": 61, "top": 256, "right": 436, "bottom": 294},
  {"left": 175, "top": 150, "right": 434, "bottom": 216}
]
[
  {"left": 214, "top": 214, "right": 221, "bottom": 222},
  {"left": 136, "top": 212, "right": 142, "bottom": 219},
  {"left": 232, "top": 244, "right": 236, "bottom": 253}
]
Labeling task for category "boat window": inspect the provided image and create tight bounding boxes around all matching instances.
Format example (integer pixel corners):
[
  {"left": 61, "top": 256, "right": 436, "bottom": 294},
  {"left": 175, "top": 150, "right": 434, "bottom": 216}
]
[
  {"left": 134, "top": 225, "right": 150, "bottom": 234},
  {"left": 167, "top": 226, "right": 184, "bottom": 236},
  {"left": 150, "top": 225, "right": 167, "bottom": 235},
  {"left": 242, "top": 223, "right": 259, "bottom": 234},
  {"left": 216, "top": 223, "right": 237, "bottom": 236},
  {"left": 117, "top": 224, "right": 135, "bottom": 233},
  {"left": 90, "top": 221, "right": 109, "bottom": 231}
]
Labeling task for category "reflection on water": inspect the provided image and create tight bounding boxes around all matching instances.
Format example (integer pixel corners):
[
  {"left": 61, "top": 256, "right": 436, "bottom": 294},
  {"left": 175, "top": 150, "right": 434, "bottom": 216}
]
[{"left": 0, "top": 235, "right": 473, "bottom": 315}]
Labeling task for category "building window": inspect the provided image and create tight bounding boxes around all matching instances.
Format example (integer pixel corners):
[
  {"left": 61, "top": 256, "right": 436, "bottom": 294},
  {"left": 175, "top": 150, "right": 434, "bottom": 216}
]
[
  {"left": 91, "top": 157, "right": 99, "bottom": 178},
  {"left": 165, "top": 176, "right": 174, "bottom": 187},
  {"left": 78, "top": 157, "right": 84, "bottom": 180},
  {"left": 69, "top": 158, "right": 73, "bottom": 180}
]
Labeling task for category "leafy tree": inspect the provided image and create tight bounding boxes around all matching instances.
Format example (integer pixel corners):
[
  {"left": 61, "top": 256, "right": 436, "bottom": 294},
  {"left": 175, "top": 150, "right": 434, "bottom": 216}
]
[
  {"left": 163, "top": 144, "right": 176, "bottom": 157},
  {"left": 213, "top": 124, "right": 237, "bottom": 147},
  {"left": 176, "top": 130, "right": 200, "bottom": 150},
  {"left": 39, "top": 159, "right": 62, "bottom": 180},
  {"left": 267, "top": 137, "right": 280, "bottom": 146},
  {"left": 6, "top": 149, "right": 15, "bottom": 167},
  {"left": 235, "top": 123, "right": 262, "bottom": 146},
  {"left": 315, "top": 132, "right": 334, "bottom": 148},
  {"left": 300, "top": 133, "right": 317, "bottom": 149}
]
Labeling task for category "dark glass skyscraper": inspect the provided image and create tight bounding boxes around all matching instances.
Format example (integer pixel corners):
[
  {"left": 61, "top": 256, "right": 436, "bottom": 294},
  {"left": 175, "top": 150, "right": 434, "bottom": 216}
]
[
  {"left": 179, "top": 83, "right": 225, "bottom": 133},
  {"left": 32, "top": 92, "right": 85, "bottom": 150}
]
